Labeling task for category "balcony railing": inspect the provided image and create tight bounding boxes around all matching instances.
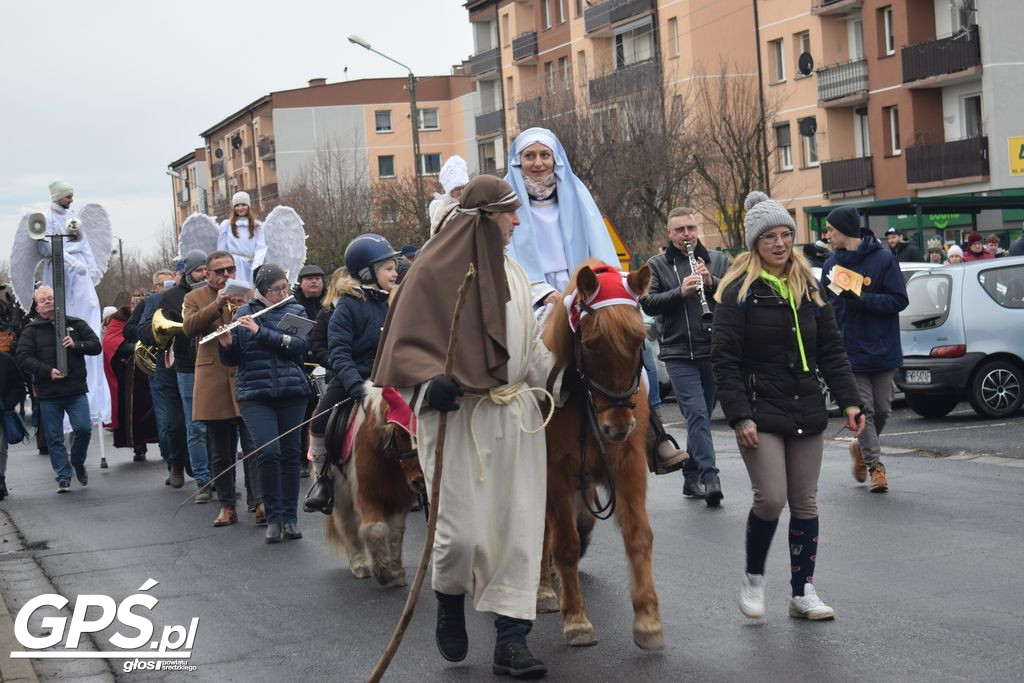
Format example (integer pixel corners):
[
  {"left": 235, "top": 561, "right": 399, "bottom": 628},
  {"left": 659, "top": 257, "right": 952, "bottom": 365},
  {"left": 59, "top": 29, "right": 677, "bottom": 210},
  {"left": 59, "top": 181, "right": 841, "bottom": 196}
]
[
  {"left": 517, "top": 97, "right": 542, "bottom": 126},
  {"left": 585, "top": 0, "right": 654, "bottom": 35},
  {"left": 470, "top": 47, "right": 500, "bottom": 77},
  {"left": 258, "top": 137, "right": 275, "bottom": 159},
  {"left": 212, "top": 194, "right": 227, "bottom": 217},
  {"left": 906, "top": 136, "right": 988, "bottom": 184},
  {"left": 817, "top": 58, "right": 868, "bottom": 102},
  {"left": 811, "top": 0, "right": 862, "bottom": 15},
  {"left": 261, "top": 183, "right": 279, "bottom": 203},
  {"left": 475, "top": 109, "right": 504, "bottom": 136},
  {"left": 589, "top": 60, "right": 659, "bottom": 104},
  {"left": 211, "top": 160, "right": 225, "bottom": 177},
  {"left": 512, "top": 32, "right": 537, "bottom": 63},
  {"left": 176, "top": 189, "right": 189, "bottom": 205},
  {"left": 820, "top": 156, "right": 873, "bottom": 195},
  {"left": 903, "top": 25, "right": 980, "bottom": 83}
]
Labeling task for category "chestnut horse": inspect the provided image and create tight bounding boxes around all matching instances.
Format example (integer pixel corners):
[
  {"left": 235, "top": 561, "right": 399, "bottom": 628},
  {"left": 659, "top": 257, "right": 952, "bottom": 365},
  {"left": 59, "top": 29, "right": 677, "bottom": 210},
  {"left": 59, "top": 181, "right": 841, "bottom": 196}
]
[
  {"left": 324, "top": 385, "right": 423, "bottom": 587},
  {"left": 538, "top": 261, "right": 664, "bottom": 650}
]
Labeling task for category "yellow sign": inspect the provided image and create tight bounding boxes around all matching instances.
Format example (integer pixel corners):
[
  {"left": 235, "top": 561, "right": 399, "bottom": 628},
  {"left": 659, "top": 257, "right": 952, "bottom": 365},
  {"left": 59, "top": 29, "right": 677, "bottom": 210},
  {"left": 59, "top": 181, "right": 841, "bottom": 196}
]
[
  {"left": 1010, "top": 137, "right": 1024, "bottom": 176},
  {"left": 603, "top": 216, "right": 631, "bottom": 270}
]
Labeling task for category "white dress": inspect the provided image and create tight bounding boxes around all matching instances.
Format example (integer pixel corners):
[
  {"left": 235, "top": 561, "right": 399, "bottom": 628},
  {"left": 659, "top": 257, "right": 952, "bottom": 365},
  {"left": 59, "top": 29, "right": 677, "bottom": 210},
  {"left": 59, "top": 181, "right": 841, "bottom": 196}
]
[
  {"left": 409, "top": 256, "right": 563, "bottom": 620},
  {"left": 39, "top": 204, "right": 112, "bottom": 425},
  {"left": 217, "top": 218, "right": 266, "bottom": 284}
]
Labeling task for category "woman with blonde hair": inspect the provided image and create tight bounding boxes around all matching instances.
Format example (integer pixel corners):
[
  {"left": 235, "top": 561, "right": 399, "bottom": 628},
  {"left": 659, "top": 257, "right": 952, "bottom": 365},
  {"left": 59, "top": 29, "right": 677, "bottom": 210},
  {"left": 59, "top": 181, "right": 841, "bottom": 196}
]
[{"left": 711, "top": 191, "right": 864, "bottom": 621}]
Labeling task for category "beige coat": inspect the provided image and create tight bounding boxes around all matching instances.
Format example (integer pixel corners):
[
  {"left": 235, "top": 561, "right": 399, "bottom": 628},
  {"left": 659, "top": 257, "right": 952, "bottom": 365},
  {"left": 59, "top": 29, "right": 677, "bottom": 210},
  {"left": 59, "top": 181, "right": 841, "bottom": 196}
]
[{"left": 182, "top": 284, "right": 239, "bottom": 421}]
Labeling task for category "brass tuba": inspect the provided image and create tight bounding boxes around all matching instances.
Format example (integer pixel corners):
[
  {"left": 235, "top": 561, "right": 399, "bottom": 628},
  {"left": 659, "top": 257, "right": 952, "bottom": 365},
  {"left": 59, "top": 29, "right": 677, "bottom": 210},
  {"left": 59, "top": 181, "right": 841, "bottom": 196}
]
[{"left": 133, "top": 309, "right": 185, "bottom": 376}]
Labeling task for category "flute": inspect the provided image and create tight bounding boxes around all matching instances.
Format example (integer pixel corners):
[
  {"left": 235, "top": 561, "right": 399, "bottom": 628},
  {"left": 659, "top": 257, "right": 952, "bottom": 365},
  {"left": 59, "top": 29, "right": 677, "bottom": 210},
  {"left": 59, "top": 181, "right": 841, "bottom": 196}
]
[{"left": 199, "top": 295, "right": 295, "bottom": 344}]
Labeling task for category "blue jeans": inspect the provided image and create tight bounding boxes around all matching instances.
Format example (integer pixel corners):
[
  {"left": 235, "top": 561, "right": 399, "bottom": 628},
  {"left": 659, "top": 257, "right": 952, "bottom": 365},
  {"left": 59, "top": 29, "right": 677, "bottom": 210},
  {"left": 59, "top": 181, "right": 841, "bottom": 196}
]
[
  {"left": 642, "top": 340, "right": 661, "bottom": 408},
  {"left": 240, "top": 399, "right": 305, "bottom": 524},
  {"left": 176, "top": 372, "right": 209, "bottom": 485},
  {"left": 149, "top": 379, "right": 172, "bottom": 467},
  {"left": 152, "top": 377, "right": 188, "bottom": 473},
  {"left": 39, "top": 394, "right": 91, "bottom": 482},
  {"left": 665, "top": 358, "right": 718, "bottom": 484}
]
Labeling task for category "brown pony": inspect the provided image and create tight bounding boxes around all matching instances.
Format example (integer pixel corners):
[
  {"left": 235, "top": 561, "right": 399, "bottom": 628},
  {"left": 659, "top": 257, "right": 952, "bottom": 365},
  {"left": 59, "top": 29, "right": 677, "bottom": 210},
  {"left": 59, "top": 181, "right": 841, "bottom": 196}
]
[
  {"left": 324, "top": 385, "right": 424, "bottom": 587},
  {"left": 538, "top": 260, "right": 664, "bottom": 651}
]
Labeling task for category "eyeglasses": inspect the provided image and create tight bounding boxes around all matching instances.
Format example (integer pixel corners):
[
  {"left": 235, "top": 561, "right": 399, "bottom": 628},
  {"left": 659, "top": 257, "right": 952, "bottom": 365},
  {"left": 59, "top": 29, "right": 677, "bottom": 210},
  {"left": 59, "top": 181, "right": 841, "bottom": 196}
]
[
  {"left": 266, "top": 286, "right": 289, "bottom": 295},
  {"left": 759, "top": 231, "right": 794, "bottom": 245},
  {"left": 211, "top": 266, "right": 237, "bottom": 276}
]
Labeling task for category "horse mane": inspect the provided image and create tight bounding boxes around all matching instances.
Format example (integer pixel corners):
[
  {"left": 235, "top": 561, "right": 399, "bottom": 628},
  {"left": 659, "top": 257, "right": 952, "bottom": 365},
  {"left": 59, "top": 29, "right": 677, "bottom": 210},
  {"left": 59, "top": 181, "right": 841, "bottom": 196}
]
[{"left": 587, "top": 304, "right": 644, "bottom": 359}]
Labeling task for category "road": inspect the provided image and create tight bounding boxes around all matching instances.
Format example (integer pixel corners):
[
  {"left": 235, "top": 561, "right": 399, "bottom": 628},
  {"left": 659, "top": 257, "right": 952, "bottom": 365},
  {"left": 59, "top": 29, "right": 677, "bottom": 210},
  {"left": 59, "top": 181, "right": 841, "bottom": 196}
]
[{"left": 1, "top": 407, "right": 1022, "bottom": 682}]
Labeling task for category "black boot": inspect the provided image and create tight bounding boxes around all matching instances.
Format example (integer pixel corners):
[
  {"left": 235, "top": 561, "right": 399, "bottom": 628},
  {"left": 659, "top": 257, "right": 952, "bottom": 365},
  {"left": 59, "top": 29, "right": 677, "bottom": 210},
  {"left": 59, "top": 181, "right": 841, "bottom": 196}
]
[
  {"left": 493, "top": 641, "right": 547, "bottom": 678},
  {"left": 435, "top": 592, "right": 468, "bottom": 662},
  {"left": 303, "top": 458, "right": 334, "bottom": 514},
  {"left": 704, "top": 475, "right": 724, "bottom": 507},
  {"left": 0, "top": 477, "right": 7, "bottom": 501},
  {"left": 648, "top": 410, "right": 690, "bottom": 475}
]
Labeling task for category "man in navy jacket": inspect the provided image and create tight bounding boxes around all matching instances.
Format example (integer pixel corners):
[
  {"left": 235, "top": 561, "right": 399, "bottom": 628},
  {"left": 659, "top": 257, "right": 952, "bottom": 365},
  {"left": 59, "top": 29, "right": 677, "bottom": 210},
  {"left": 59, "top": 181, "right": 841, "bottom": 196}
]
[{"left": 821, "top": 207, "right": 909, "bottom": 493}]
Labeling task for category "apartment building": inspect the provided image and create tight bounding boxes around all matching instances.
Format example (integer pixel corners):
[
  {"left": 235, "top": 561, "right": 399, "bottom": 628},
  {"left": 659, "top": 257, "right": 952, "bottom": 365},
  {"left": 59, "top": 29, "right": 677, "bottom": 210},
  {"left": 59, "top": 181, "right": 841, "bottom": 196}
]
[
  {"left": 168, "top": 148, "right": 209, "bottom": 230},
  {"left": 168, "top": 74, "right": 479, "bottom": 227}
]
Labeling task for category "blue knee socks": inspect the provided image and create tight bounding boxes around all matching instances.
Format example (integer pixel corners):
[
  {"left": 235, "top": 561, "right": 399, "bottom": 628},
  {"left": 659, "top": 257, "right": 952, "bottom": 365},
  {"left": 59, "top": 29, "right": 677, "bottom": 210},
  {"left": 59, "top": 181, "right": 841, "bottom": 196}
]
[
  {"left": 789, "top": 516, "right": 819, "bottom": 596},
  {"left": 745, "top": 510, "right": 779, "bottom": 575}
]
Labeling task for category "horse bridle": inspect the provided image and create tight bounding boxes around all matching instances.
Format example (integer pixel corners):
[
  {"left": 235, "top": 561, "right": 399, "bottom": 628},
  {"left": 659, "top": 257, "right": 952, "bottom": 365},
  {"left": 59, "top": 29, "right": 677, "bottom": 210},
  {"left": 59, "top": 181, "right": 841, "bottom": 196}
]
[{"left": 572, "top": 299, "right": 644, "bottom": 521}]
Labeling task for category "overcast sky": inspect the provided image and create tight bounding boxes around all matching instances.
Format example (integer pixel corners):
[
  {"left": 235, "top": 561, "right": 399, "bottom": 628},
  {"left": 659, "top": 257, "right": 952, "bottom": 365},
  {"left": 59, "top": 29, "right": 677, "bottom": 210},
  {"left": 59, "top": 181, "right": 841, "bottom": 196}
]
[{"left": 0, "top": 0, "right": 474, "bottom": 266}]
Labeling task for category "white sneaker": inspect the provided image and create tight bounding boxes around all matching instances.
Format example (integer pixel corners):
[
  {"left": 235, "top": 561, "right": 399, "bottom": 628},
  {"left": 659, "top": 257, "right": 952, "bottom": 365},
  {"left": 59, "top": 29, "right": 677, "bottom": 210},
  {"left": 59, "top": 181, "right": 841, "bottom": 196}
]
[
  {"left": 789, "top": 583, "right": 835, "bottom": 620},
  {"left": 739, "top": 573, "right": 766, "bottom": 618}
]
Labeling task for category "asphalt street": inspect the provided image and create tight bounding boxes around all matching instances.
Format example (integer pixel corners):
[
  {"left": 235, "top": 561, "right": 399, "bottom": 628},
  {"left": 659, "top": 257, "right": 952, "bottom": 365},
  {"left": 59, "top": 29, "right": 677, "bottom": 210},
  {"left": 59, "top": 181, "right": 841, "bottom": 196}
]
[{"left": 1, "top": 408, "right": 1023, "bottom": 682}]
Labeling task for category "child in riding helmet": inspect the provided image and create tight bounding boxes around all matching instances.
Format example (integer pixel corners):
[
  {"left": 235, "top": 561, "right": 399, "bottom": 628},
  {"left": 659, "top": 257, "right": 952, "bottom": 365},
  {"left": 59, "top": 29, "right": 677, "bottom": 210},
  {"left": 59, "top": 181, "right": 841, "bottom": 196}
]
[{"left": 304, "top": 234, "right": 400, "bottom": 514}]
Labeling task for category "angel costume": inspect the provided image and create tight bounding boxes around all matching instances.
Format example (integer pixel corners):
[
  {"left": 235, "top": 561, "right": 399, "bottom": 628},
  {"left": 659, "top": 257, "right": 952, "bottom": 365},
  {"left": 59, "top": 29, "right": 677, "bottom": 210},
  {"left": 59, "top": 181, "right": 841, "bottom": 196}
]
[
  {"left": 217, "top": 217, "right": 266, "bottom": 284},
  {"left": 184, "top": 205, "right": 306, "bottom": 284},
  {"left": 504, "top": 127, "right": 619, "bottom": 304},
  {"left": 373, "top": 176, "right": 564, "bottom": 621}
]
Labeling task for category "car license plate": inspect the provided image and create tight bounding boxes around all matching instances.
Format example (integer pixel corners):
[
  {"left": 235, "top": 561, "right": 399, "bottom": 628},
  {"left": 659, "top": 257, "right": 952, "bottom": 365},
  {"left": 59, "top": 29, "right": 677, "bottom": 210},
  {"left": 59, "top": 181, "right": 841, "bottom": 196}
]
[{"left": 905, "top": 370, "right": 931, "bottom": 384}]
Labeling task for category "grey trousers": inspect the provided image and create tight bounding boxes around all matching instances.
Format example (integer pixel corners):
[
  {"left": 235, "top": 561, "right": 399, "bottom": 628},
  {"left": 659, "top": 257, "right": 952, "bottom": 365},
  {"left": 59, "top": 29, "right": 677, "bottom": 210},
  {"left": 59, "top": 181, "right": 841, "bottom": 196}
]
[
  {"left": 740, "top": 432, "right": 824, "bottom": 521},
  {"left": 854, "top": 369, "right": 896, "bottom": 466}
]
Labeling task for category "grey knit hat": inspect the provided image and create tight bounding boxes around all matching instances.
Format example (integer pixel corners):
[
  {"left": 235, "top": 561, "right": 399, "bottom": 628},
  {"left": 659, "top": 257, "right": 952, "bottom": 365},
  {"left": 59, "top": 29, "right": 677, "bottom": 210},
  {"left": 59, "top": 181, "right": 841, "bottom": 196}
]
[
  {"left": 743, "top": 191, "right": 796, "bottom": 250},
  {"left": 182, "top": 249, "right": 207, "bottom": 275}
]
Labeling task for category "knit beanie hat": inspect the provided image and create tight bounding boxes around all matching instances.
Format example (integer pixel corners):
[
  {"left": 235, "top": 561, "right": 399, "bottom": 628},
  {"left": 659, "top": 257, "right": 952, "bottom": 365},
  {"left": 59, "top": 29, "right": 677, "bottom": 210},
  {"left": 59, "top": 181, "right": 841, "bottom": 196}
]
[
  {"left": 254, "top": 263, "right": 287, "bottom": 295},
  {"left": 826, "top": 206, "right": 862, "bottom": 238},
  {"left": 966, "top": 231, "right": 983, "bottom": 244},
  {"left": 49, "top": 179, "right": 73, "bottom": 202},
  {"left": 182, "top": 249, "right": 207, "bottom": 276},
  {"left": 947, "top": 245, "right": 963, "bottom": 258},
  {"left": 743, "top": 191, "right": 796, "bottom": 250},
  {"left": 231, "top": 191, "right": 251, "bottom": 207}
]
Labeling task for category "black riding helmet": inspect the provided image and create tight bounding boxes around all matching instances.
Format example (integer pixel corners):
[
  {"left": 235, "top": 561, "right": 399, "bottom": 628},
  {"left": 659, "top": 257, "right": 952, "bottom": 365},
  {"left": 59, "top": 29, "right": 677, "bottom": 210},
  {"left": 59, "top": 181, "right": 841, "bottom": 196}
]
[{"left": 344, "top": 234, "right": 401, "bottom": 284}]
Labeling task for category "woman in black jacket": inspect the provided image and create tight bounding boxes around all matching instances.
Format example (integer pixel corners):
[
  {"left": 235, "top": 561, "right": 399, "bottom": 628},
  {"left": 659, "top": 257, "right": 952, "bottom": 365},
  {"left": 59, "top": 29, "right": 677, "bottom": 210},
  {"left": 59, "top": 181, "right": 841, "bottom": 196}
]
[{"left": 711, "top": 192, "right": 864, "bottom": 621}]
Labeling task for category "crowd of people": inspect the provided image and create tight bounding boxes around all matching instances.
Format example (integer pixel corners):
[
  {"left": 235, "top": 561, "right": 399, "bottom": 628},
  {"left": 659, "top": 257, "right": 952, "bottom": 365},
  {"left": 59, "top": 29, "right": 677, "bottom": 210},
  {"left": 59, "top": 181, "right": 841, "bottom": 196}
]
[{"left": 2, "top": 128, "right": 1022, "bottom": 680}]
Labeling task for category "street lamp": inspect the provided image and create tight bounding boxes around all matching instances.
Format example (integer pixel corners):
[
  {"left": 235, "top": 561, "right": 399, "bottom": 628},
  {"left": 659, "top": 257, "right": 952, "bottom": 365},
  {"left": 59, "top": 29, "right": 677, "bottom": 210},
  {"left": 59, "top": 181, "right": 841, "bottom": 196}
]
[
  {"left": 348, "top": 34, "right": 428, "bottom": 230},
  {"left": 165, "top": 168, "right": 209, "bottom": 214}
]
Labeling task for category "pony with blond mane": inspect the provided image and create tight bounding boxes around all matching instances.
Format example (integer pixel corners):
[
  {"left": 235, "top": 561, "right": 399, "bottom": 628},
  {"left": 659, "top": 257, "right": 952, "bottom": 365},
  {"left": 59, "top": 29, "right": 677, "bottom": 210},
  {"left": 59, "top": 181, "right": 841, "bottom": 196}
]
[{"left": 537, "top": 259, "right": 665, "bottom": 651}]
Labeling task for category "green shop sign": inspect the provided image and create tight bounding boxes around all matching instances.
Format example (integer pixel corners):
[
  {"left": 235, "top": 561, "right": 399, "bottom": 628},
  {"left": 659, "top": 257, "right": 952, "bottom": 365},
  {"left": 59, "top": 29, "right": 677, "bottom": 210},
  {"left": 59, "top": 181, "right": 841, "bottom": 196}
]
[{"left": 888, "top": 212, "right": 972, "bottom": 230}]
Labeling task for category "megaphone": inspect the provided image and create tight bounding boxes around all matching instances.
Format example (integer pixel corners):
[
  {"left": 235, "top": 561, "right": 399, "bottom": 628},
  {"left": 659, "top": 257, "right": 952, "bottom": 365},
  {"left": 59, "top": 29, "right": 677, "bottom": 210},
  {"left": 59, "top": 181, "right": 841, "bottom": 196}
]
[{"left": 27, "top": 213, "right": 47, "bottom": 240}]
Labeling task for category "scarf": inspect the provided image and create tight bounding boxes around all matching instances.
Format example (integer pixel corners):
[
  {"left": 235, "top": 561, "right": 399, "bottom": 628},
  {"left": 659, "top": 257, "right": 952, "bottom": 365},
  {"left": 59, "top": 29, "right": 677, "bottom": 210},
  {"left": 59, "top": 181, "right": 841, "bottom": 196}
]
[
  {"left": 523, "top": 172, "right": 556, "bottom": 201},
  {"left": 759, "top": 269, "right": 809, "bottom": 372}
]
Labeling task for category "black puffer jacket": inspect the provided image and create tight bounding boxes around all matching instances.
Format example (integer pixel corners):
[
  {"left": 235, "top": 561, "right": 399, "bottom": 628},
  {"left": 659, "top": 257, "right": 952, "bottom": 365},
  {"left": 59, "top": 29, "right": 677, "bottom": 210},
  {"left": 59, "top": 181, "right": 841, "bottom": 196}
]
[
  {"left": 711, "top": 278, "right": 860, "bottom": 436},
  {"left": 308, "top": 306, "right": 332, "bottom": 371},
  {"left": 158, "top": 279, "right": 199, "bottom": 374},
  {"left": 641, "top": 241, "right": 732, "bottom": 361},
  {"left": 16, "top": 316, "right": 102, "bottom": 400}
]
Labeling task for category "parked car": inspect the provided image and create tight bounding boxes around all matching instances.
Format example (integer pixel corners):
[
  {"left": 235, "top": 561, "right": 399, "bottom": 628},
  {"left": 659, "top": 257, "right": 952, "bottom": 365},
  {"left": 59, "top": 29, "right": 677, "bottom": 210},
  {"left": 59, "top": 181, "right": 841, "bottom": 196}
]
[{"left": 896, "top": 256, "right": 1024, "bottom": 419}]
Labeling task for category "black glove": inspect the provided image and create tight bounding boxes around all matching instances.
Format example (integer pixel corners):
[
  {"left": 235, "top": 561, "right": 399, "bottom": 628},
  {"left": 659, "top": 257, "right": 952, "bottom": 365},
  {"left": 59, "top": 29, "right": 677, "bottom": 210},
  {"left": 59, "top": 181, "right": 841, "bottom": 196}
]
[
  {"left": 425, "top": 375, "right": 463, "bottom": 412},
  {"left": 838, "top": 289, "right": 862, "bottom": 306},
  {"left": 349, "top": 383, "right": 366, "bottom": 406}
]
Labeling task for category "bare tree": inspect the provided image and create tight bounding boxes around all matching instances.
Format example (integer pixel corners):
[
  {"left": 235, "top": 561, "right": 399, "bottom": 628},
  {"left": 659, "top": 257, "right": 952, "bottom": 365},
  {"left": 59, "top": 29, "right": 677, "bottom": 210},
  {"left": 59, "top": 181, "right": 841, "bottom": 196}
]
[{"left": 372, "top": 176, "right": 440, "bottom": 250}]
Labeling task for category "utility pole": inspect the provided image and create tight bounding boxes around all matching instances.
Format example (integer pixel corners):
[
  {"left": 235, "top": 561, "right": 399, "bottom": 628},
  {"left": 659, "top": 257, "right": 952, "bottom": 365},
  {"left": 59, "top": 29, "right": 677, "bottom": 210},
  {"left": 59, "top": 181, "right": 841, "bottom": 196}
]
[
  {"left": 752, "top": 0, "right": 772, "bottom": 195},
  {"left": 116, "top": 236, "right": 126, "bottom": 291},
  {"left": 408, "top": 71, "right": 427, "bottom": 231}
]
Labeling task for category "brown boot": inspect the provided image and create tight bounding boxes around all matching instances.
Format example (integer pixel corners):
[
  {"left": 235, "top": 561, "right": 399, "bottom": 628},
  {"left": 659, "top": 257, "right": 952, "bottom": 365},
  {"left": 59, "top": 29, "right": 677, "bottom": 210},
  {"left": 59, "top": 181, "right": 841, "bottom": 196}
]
[
  {"left": 213, "top": 506, "right": 237, "bottom": 527},
  {"left": 254, "top": 502, "right": 267, "bottom": 526},
  {"left": 649, "top": 409, "right": 690, "bottom": 475},
  {"left": 167, "top": 467, "right": 185, "bottom": 489},
  {"left": 850, "top": 442, "right": 867, "bottom": 483}
]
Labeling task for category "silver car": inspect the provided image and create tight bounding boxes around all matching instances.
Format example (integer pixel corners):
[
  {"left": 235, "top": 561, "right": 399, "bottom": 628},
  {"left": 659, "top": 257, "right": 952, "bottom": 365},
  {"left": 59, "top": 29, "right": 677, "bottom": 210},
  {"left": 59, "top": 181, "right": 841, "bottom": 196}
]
[{"left": 896, "top": 256, "right": 1024, "bottom": 418}]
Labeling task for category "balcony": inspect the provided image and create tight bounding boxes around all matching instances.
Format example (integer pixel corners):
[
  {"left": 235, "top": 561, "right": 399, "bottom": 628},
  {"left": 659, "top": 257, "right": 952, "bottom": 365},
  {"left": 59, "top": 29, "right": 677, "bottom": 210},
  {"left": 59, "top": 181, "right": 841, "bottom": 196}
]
[
  {"left": 211, "top": 160, "right": 225, "bottom": 177},
  {"left": 903, "top": 25, "right": 981, "bottom": 86},
  {"left": 261, "top": 182, "right": 279, "bottom": 204},
  {"left": 810, "top": 0, "right": 862, "bottom": 16},
  {"left": 820, "top": 156, "right": 873, "bottom": 195},
  {"left": 517, "top": 97, "right": 542, "bottom": 127},
  {"left": 212, "top": 194, "right": 227, "bottom": 217},
  {"left": 906, "top": 136, "right": 988, "bottom": 186},
  {"left": 512, "top": 32, "right": 537, "bottom": 64},
  {"left": 589, "top": 60, "right": 659, "bottom": 104},
  {"left": 176, "top": 189, "right": 189, "bottom": 205},
  {"left": 258, "top": 137, "right": 275, "bottom": 159},
  {"left": 475, "top": 109, "right": 504, "bottom": 136},
  {"left": 817, "top": 59, "right": 868, "bottom": 106},
  {"left": 470, "top": 47, "right": 500, "bottom": 77},
  {"left": 585, "top": 0, "right": 654, "bottom": 37}
]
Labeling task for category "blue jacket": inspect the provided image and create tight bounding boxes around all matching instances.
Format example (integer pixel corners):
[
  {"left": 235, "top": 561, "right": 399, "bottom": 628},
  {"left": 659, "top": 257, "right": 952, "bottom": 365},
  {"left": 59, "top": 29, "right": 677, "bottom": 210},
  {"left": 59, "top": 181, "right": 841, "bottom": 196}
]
[
  {"left": 327, "top": 286, "right": 389, "bottom": 397},
  {"left": 219, "top": 299, "right": 311, "bottom": 403},
  {"left": 821, "top": 232, "right": 909, "bottom": 374}
]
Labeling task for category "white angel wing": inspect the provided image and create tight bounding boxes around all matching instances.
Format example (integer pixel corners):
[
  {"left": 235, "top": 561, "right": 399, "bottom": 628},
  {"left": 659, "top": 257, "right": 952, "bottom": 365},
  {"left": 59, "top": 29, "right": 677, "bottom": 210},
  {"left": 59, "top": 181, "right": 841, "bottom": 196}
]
[
  {"left": 262, "top": 206, "right": 308, "bottom": 281},
  {"left": 78, "top": 203, "right": 112, "bottom": 276},
  {"left": 11, "top": 214, "right": 43, "bottom": 310},
  {"left": 178, "top": 213, "right": 219, "bottom": 257}
]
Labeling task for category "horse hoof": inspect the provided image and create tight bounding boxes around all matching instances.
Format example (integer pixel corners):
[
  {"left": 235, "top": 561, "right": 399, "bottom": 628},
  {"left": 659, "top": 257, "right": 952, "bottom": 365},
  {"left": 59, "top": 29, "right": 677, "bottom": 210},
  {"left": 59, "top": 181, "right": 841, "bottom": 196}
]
[
  {"left": 537, "top": 593, "right": 560, "bottom": 614},
  {"left": 388, "top": 572, "right": 408, "bottom": 588},
  {"left": 633, "top": 627, "right": 665, "bottom": 651},
  {"left": 349, "top": 563, "right": 372, "bottom": 579},
  {"left": 564, "top": 623, "right": 597, "bottom": 647}
]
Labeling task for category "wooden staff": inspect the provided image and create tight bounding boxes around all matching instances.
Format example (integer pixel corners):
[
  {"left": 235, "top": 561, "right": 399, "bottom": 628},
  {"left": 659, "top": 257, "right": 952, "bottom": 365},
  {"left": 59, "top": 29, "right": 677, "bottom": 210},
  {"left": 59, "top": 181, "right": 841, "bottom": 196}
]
[{"left": 367, "top": 262, "right": 476, "bottom": 683}]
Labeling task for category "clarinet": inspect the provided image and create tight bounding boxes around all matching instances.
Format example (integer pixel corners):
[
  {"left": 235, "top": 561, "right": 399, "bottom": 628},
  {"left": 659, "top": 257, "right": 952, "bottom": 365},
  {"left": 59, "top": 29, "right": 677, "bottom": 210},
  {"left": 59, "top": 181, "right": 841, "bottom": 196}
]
[{"left": 685, "top": 240, "right": 714, "bottom": 323}]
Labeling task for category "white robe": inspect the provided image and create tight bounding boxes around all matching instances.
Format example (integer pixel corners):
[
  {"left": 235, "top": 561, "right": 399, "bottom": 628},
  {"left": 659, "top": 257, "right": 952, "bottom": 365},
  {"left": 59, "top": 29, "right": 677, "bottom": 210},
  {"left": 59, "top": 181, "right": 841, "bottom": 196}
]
[
  {"left": 411, "top": 256, "right": 563, "bottom": 620},
  {"left": 217, "top": 218, "right": 266, "bottom": 284},
  {"left": 39, "top": 204, "right": 111, "bottom": 425}
]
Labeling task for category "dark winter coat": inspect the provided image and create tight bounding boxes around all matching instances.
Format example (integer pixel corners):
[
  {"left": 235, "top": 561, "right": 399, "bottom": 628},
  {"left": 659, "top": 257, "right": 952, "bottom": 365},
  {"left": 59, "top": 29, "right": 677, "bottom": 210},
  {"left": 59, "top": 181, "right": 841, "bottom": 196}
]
[
  {"left": 308, "top": 306, "right": 333, "bottom": 371},
  {"left": 0, "top": 351, "right": 26, "bottom": 410},
  {"left": 218, "top": 299, "right": 311, "bottom": 403},
  {"left": 712, "top": 278, "right": 861, "bottom": 436},
  {"left": 327, "top": 285, "right": 389, "bottom": 399},
  {"left": 641, "top": 241, "right": 732, "bottom": 361},
  {"left": 158, "top": 280, "right": 199, "bottom": 374},
  {"left": 16, "top": 316, "right": 102, "bottom": 400},
  {"left": 890, "top": 240, "right": 924, "bottom": 263},
  {"left": 821, "top": 233, "right": 908, "bottom": 374},
  {"left": 293, "top": 288, "right": 323, "bottom": 323}
]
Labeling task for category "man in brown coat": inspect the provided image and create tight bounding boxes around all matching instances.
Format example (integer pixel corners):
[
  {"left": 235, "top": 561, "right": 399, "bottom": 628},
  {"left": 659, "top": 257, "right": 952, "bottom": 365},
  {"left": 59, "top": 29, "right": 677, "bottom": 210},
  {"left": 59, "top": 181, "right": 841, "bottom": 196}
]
[{"left": 182, "top": 251, "right": 261, "bottom": 527}]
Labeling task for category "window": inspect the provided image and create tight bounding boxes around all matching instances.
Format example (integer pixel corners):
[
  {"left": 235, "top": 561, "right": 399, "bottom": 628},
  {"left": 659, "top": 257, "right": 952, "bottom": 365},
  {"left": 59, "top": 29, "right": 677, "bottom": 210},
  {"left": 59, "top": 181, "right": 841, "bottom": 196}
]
[
  {"left": 559, "top": 56, "right": 571, "bottom": 91},
  {"left": 543, "top": 0, "right": 552, "bottom": 29},
  {"left": 800, "top": 118, "right": 819, "bottom": 167},
  {"left": 377, "top": 155, "right": 395, "bottom": 178},
  {"left": 667, "top": 17, "right": 680, "bottom": 58},
  {"left": 501, "top": 14, "right": 510, "bottom": 46},
  {"left": 849, "top": 18, "right": 864, "bottom": 60},
  {"left": 545, "top": 61, "right": 556, "bottom": 95},
  {"left": 417, "top": 153, "right": 442, "bottom": 175},
  {"left": 769, "top": 39, "right": 785, "bottom": 82},
  {"left": 978, "top": 266, "right": 1024, "bottom": 309},
  {"left": 418, "top": 108, "right": 439, "bottom": 131},
  {"left": 558, "top": 0, "right": 567, "bottom": 23},
  {"left": 506, "top": 76, "right": 515, "bottom": 105},
  {"left": 615, "top": 24, "right": 654, "bottom": 69},
  {"left": 855, "top": 107, "right": 871, "bottom": 157},
  {"left": 885, "top": 105, "right": 901, "bottom": 156},
  {"left": 375, "top": 110, "right": 392, "bottom": 133},
  {"left": 479, "top": 141, "right": 498, "bottom": 173},
  {"left": 577, "top": 50, "right": 587, "bottom": 83},
  {"left": 881, "top": 6, "right": 895, "bottom": 56},
  {"left": 575, "top": 0, "right": 583, "bottom": 18},
  {"left": 964, "top": 95, "right": 983, "bottom": 137},
  {"left": 379, "top": 203, "right": 398, "bottom": 224},
  {"left": 795, "top": 31, "right": 810, "bottom": 76},
  {"left": 775, "top": 123, "right": 793, "bottom": 171}
]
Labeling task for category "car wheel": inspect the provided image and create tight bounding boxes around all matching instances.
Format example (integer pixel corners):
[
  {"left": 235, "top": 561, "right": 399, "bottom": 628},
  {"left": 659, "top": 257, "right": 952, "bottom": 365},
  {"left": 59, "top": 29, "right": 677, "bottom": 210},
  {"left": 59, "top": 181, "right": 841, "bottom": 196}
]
[
  {"left": 968, "top": 359, "right": 1024, "bottom": 419},
  {"left": 905, "top": 393, "right": 959, "bottom": 419}
]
